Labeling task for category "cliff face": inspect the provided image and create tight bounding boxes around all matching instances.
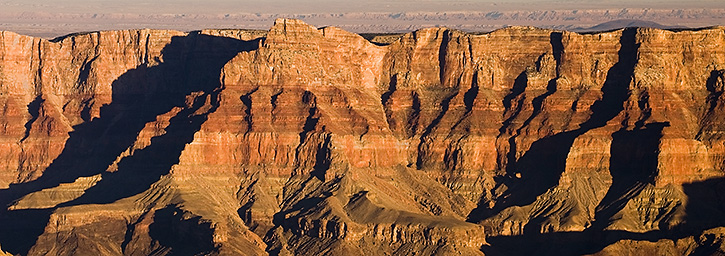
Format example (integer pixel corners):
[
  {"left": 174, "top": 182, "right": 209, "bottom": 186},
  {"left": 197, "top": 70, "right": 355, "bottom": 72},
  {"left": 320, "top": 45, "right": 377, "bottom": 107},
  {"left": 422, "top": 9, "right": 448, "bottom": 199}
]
[{"left": 0, "top": 19, "right": 724, "bottom": 255}]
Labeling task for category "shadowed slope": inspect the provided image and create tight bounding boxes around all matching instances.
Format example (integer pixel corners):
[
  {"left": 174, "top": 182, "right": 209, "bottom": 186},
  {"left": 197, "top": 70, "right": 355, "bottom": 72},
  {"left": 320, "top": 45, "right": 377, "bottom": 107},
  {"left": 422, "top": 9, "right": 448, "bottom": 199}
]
[
  {"left": 469, "top": 28, "right": 638, "bottom": 222},
  {"left": 0, "top": 32, "right": 259, "bottom": 255},
  {"left": 483, "top": 176, "right": 725, "bottom": 256}
]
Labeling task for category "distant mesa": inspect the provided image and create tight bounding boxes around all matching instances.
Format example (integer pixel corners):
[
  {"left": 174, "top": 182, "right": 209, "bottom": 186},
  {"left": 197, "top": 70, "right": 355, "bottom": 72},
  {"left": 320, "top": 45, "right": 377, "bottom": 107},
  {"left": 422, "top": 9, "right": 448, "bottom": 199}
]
[{"left": 579, "top": 19, "right": 686, "bottom": 32}]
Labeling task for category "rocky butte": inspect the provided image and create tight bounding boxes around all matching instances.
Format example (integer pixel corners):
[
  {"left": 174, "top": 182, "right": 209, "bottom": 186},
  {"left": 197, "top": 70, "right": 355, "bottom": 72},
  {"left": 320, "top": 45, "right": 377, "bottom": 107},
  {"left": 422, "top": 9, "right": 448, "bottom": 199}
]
[{"left": 0, "top": 18, "right": 724, "bottom": 255}]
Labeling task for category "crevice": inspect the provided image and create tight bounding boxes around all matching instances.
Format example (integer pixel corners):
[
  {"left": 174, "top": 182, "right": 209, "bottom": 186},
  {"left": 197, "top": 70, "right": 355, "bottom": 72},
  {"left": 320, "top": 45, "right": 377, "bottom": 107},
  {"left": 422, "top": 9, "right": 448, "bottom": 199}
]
[
  {"left": 438, "top": 30, "right": 450, "bottom": 86},
  {"left": 416, "top": 90, "right": 458, "bottom": 169},
  {"left": 20, "top": 95, "right": 44, "bottom": 143},
  {"left": 236, "top": 172, "right": 260, "bottom": 230},
  {"left": 505, "top": 136, "right": 518, "bottom": 176},
  {"left": 579, "top": 28, "right": 638, "bottom": 131},
  {"left": 705, "top": 69, "right": 725, "bottom": 114},
  {"left": 381, "top": 74, "right": 397, "bottom": 106},
  {"left": 696, "top": 69, "right": 725, "bottom": 139},
  {"left": 469, "top": 28, "right": 640, "bottom": 223},
  {"left": 35, "top": 40, "right": 43, "bottom": 95},
  {"left": 241, "top": 88, "right": 258, "bottom": 133},
  {"left": 79, "top": 98, "right": 94, "bottom": 122},
  {"left": 494, "top": 71, "right": 528, "bottom": 177},
  {"left": 519, "top": 79, "right": 556, "bottom": 134},
  {"left": 238, "top": 198, "right": 256, "bottom": 229},
  {"left": 358, "top": 124, "right": 370, "bottom": 140},
  {"left": 237, "top": 178, "right": 259, "bottom": 226},
  {"left": 592, "top": 122, "right": 669, "bottom": 230},
  {"left": 495, "top": 33, "right": 563, "bottom": 180},
  {"left": 121, "top": 211, "right": 150, "bottom": 254},
  {"left": 516, "top": 32, "right": 564, "bottom": 134},
  {"left": 550, "top": 32, "right": 564, "bottom": 68},
  {"left": 311, "top": 133, "right": 332, "bottom": 182},
  {"left": 298, "top": 90, "right": 319, "bottom": 145},
  {"left": 499, "top": 71, "right": 528, "bottom": 135},
  {"left": 293, "top": 91, "right": 328, "bottom": 179},
  {"left": 463, "top": 71, "right": 479, "bottom": 113},
  {"left": 534, "top": 54, "right": 545, "bottom": 72},
  {"left": 451, "top": 70, "right": 479, "bottom": 132},
  {"left": 634, "top": 88, "right": 651, "bottom": 129},
  {"left": 269, "top": 88, "right": 284, "bottom": 124},
  {"left": 467, "top": 36, "right": 474, "bottom": 65},
  {"left": 443, "top": 146, "right": 461, "bottom": 171},
  {"left": 443, "top": 135, "right": 468, "bottom": 174},
  {"left": 406, "top": 90, "right": 421, "bottom": 138},
  {"left": 381, "top": 74, "right": 398, "bottom": 133},
  {"left": 143, "top": 33, "right": 151, "bottom": 64},
  {"left": 0, "top": 33, "right": 257, "bottom": 255},
  {"left": 269, "top": 88, "right": 284, "bottom": 116},
  {"left": 76, "top": 55, "right": 99, "bottom": 88}
]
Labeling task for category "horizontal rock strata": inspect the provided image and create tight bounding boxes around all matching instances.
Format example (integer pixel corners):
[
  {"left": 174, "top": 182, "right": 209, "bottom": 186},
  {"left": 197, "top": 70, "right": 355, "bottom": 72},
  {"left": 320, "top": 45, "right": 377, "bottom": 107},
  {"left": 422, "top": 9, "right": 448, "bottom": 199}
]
[{"left": 0, "top": 19, "right": 724, "bottom": 255}]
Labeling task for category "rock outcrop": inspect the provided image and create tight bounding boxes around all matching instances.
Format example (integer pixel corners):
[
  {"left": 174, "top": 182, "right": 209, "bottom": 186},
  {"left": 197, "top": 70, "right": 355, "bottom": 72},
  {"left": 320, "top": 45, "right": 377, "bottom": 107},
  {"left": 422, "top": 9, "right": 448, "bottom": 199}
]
[{"left": 0, "top": 19, "right": 724, "bottom": 255}]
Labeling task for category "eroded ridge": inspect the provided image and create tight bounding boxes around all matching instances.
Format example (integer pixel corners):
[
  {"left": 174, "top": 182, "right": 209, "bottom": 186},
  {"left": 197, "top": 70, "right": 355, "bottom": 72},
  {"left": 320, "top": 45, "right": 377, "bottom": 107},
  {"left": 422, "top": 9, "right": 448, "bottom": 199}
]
[{"left": 0, "top": 20, "right": 724, "bottom": 255}]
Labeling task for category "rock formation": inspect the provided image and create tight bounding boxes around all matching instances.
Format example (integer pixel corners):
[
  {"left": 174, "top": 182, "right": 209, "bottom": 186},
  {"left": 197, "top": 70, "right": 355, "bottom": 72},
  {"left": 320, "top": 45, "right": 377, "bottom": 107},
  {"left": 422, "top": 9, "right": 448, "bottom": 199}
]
[{"left": 0, "top": 18, "right": 724, "bottom": 255}]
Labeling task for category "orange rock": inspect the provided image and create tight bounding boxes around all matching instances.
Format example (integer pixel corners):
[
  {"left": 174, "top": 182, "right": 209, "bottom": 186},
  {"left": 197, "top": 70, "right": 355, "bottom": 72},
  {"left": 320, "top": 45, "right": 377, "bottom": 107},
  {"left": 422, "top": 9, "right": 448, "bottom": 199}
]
[{"left": 1, "top": 20, "right": 725, "bottom": 255}]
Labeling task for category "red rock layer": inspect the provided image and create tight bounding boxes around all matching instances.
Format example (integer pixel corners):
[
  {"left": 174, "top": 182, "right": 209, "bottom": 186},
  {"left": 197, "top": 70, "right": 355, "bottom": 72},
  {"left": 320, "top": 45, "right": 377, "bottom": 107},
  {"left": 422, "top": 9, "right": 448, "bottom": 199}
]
[{"left": 0, "top": 19, "right": 724, "bottom": 255}]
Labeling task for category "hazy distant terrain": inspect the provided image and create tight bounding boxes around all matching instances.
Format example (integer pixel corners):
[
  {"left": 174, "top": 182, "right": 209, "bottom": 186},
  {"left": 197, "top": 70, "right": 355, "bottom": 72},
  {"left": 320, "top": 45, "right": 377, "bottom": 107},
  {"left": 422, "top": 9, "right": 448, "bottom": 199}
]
[{"left": 0, "top": 0, "right": 723, "bottom": 38}]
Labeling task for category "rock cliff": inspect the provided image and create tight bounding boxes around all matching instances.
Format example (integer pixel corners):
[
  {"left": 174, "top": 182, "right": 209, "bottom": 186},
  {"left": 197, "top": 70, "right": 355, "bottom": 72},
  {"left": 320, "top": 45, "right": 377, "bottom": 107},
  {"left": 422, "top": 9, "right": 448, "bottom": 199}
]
[{"left": 0, "top": 19, "right": 724, "bottom": 255}]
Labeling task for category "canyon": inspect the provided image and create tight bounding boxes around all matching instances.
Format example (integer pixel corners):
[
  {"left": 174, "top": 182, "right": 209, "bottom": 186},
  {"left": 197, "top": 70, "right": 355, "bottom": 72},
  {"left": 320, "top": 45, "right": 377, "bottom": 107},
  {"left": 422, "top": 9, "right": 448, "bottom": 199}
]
[{"left": 0, "top": 18, "right": 724, "bottom": 255}]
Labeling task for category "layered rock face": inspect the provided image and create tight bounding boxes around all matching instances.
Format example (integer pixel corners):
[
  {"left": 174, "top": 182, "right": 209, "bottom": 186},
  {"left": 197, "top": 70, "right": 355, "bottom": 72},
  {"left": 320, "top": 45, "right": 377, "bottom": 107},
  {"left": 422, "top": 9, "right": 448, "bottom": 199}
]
[{"left": 0, "top": 19, "right": 724, "bottom": 255}]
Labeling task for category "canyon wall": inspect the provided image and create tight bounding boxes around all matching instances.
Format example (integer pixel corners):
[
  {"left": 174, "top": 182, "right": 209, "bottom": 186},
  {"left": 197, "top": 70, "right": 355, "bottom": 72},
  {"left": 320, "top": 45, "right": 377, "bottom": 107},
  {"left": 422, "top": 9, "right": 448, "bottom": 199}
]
[{"left": 0, "top": 19, "right": 724, "bottom": 255}]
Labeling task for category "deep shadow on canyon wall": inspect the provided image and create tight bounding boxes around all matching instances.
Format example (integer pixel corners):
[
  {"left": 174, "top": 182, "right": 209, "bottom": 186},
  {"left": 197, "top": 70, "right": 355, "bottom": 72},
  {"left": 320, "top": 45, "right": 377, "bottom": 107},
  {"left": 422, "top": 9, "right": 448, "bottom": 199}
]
[
  {"left": 468, "top": 28, "right": 639, "bottom": 222},
  {"left": 0, "top": 32, "right": 259, "bottom": 255},
  {"left": 482, "top": 175, "right": 725, "bottom": 256},
  {"left": 471, "top": 27, "right": 725, "bottom": 256},
  {"left": 1, "top": 21, "right": 724, "bottom": 256}
]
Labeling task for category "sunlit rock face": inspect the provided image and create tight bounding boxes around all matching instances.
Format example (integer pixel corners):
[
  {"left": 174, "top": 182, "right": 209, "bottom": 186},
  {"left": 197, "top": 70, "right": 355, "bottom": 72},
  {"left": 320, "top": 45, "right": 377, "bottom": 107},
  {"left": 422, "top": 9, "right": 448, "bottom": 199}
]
[{"left": 0, "top": 19, "right": 724, "bottom": 255}]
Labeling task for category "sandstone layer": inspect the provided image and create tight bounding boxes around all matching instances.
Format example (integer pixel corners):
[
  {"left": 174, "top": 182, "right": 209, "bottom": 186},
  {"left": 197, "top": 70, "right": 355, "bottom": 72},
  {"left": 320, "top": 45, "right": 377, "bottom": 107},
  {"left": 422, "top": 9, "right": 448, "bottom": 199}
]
[{"left": 0, "top": 19, "right": 724, "bottom": 255}]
